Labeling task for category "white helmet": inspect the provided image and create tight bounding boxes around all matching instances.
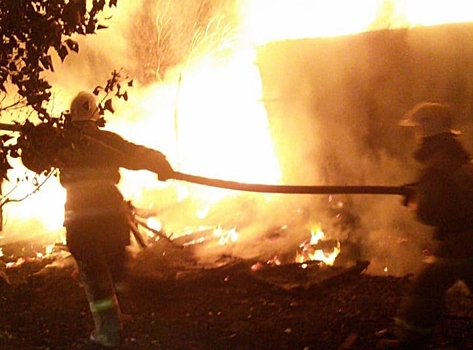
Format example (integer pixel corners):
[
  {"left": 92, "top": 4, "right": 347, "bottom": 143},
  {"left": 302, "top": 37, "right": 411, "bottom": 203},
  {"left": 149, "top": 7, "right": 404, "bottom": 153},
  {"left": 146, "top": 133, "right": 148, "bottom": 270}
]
[
  {"left": 399, "top": 102, "right": 460, "bottom": 140},
  {"left": 70, "top": 91, "right": 100, "bottom": 122}
]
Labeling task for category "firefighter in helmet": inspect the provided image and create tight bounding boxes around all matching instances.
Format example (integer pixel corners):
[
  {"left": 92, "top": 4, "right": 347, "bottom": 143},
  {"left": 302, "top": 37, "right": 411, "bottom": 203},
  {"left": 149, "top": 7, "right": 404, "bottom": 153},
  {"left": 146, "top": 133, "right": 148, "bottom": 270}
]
[
  {"left": 59, "top": 91, "right": 174, "bottom": 347},
  {"left": 378, "top": 102, "right": 473, "bottom": 349}
]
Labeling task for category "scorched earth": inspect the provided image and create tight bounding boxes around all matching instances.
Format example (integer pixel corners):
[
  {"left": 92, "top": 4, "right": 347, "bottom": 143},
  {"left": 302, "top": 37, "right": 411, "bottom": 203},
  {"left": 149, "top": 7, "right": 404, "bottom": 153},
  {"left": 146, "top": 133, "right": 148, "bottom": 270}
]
[{"left": 1, "top": 235, "right": 473, "bottom": 350}]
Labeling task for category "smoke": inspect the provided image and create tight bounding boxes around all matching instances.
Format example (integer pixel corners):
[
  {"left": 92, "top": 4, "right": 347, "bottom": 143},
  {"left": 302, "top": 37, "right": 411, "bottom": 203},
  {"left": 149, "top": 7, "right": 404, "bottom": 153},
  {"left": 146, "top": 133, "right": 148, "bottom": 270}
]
[{"left": 255, "top": 16, "right": 473, "bottom": 275}]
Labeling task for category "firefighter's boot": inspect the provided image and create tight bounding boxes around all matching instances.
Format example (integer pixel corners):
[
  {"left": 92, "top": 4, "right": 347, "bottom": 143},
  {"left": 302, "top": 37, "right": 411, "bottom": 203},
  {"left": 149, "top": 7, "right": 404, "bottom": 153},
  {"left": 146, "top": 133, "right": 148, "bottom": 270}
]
[
  {"left": 89, "top": 299, "right": 123, "bottom": 348},
  {"left": 376, "top": 318, "right": 434, "bottom": 350}
]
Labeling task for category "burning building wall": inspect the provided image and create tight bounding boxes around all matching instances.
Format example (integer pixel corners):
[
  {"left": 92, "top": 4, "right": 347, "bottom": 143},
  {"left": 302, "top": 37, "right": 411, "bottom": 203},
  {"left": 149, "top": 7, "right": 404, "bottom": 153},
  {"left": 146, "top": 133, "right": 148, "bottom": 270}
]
[{"left": 256, "top": 22, "right": 473, "bottom": 185}]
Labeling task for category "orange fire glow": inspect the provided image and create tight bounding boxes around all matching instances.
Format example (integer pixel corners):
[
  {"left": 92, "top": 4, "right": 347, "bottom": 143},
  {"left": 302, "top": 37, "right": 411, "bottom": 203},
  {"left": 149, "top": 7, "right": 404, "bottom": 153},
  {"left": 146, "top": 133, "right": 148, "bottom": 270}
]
[{"left": 2, "top": 0, "right": 473, "bottom": 267}]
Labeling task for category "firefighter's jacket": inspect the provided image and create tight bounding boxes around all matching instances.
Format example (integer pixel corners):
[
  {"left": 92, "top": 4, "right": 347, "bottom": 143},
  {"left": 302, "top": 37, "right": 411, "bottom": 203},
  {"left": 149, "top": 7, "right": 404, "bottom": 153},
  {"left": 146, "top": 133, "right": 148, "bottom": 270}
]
[
  {"left": 56, "top": 121, "right": 171, "bottom": 224},
  {"left": 413, "top": 133, "right": 473, "bottom": 258}
]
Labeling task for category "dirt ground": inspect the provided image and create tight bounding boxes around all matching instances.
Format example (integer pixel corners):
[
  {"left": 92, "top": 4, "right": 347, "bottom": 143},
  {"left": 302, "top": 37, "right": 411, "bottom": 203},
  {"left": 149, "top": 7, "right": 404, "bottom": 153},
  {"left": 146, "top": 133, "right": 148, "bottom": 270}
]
[{"left": 2, "top": 237, "right": 473, "bottom": 350}]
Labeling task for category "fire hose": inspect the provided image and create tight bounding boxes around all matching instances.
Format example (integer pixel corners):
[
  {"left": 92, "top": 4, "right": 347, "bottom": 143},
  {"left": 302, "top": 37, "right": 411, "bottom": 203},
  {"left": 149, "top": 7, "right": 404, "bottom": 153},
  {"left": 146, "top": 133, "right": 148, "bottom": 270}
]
[
  {"left": 130, "top": 173, "right": 413, "bottom": 248},
  {"left": 0, "top": 122, "right": 413, "bottom": 196},
  {"left": 134, "top": 173, "right": 413, "bottom": 248},
  {"left": 172, "top": 171, "right": 413, "bottom": 196}
]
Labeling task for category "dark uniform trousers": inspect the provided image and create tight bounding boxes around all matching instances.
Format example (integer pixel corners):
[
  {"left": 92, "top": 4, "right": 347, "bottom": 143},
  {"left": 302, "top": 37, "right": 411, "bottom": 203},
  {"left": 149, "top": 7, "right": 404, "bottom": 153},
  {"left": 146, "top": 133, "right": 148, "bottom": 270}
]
[
  {"left": 66, "top": 212, "right": 130, "bottom": 303},
  {"left": 397, "top": 255, "right": 473, "bottom": 332}
]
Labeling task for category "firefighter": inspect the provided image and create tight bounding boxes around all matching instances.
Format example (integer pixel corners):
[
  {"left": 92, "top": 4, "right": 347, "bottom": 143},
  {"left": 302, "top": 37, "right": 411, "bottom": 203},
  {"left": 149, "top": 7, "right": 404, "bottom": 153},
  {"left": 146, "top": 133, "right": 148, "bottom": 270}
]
[
  {"left": 58, "top": 91, "right": 174, "bottom": 347},
  {"left": 378, "top": 102, "right": 473, "bottom": 349}
]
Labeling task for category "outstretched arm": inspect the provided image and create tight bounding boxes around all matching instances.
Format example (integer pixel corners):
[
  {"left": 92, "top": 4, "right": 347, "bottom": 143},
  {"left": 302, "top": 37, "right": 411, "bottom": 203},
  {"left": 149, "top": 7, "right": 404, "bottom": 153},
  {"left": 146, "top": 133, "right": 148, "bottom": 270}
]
[{"left": 96, "top": 131, "right": 175, "bottom": 181}]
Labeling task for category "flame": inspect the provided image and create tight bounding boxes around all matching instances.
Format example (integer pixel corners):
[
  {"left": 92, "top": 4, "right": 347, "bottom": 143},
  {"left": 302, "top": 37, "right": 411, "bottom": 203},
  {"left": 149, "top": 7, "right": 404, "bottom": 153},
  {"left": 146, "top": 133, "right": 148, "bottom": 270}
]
[
  {"left": 213, "top": 226, "right": 239, "bottom": 246},
  {"left": 296, "top": 225, "right": 341, "bottom": 266},
  {"left": 1, "top": 159, "right": 66, "bottom": 240},
  {"left": 2, "top": 0, "right": 473, "bottom": 261},
  {"left": 239, "top": 0, "right": 379, "bottom": 44},
  {"left": 240, "top": 0, "right": 473, "bottom": 45},
  {"left": 145, "top": 217, "right": 162, "bottom": 236}
]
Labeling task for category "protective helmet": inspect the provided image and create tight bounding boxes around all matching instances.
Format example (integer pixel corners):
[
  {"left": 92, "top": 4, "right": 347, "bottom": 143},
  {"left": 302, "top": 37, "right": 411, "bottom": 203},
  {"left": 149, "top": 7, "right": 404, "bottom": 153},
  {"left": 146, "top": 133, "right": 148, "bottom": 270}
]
[
  {"left": 70, "top": 91, "right": 100, "bottom": 122},
  {"left": 399, "top": 101, "right": 460, "bottom": 140}
]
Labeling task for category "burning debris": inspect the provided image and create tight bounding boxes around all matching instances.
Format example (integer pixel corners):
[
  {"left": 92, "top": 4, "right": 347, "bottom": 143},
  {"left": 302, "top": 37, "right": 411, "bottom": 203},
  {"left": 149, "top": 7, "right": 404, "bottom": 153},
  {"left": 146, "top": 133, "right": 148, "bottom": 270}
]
[
  {"left": 0, "top": 234, "right": 71, "bottom": 271},
  {"left": 122, "top": 227, "right": 370, "bottom": 298},
  {"left": 0, "top": 195, "right": 366, "bottom": 293}
]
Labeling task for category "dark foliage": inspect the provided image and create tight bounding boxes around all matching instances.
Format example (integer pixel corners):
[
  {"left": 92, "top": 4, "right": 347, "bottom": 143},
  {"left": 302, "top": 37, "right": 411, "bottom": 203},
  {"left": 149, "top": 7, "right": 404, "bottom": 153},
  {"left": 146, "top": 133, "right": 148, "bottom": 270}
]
[
  {"left": 0, "top": 0, "right": 117, "bottom": 117},
  {"left": 0, "top": 0, "right": 120, "bottom": 183}
]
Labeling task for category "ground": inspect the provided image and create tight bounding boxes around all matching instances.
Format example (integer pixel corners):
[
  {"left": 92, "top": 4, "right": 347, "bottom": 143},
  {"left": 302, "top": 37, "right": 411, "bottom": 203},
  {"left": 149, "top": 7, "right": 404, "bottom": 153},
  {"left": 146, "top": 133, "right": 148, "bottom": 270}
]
[{"left": 2, "top": 238, "right": 473, "bottom": 350}]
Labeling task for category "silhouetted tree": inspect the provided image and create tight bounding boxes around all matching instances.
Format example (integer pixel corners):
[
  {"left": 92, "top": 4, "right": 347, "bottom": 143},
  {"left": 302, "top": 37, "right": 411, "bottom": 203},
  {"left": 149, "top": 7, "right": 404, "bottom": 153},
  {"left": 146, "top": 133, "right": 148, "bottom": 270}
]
[{"left": 0, "top": 0, "right": 118, "bottom": 119}]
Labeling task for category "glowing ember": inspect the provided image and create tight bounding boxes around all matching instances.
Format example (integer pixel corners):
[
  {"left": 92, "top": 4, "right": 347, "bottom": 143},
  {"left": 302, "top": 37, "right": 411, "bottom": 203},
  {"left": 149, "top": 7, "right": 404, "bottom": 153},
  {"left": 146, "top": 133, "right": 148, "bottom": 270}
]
[
  {"left": 4, "top": 238, "right": 70, "bottom": 269},
  {"left": 266, "top": 255, "right": 283, "bottom": 266},
  {"left": 6, "top": 258, "right": 26, "bottom": 269}
]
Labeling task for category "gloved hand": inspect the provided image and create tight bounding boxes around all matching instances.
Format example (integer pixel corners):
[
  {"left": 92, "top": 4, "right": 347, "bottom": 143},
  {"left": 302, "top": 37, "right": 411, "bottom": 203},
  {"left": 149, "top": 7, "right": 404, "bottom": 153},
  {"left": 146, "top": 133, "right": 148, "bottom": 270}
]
[
  {"left": 156, "top": 157, "right": 175, "bottom": 181},
  {"left": 401, "top": 183, "right": 417, "bottom": 207}
]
